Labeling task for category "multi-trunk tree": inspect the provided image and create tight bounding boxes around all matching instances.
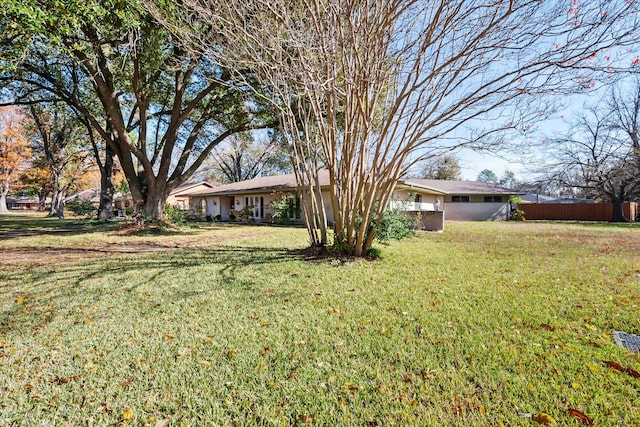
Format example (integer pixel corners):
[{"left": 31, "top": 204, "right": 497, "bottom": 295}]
[
  {"left": 170, "top": 0, "right": 639, "bottom": 255},
  {"left": 1, "top": 1, "right": 270, "bottom": 219},
  {"left": 0, "top": 106, "right": 32, "bottom": 212}
]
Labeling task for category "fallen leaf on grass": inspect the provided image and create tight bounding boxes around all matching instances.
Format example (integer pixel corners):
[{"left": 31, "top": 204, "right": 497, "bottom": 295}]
[
  {"left": 532, "top": 413, "right": 556, "bottom": 425},
  {"left": 154, "top": 418, "right": 171, "bottom": 427},
  {"left": 567, "top": 408, "right": 594, "bottom": 425},
  {"left": 15, "top": 296, "right": 24, "bottom": 303},
  {"left": 586, "top": 363, "right": 599, "bottom": 373},
  {"left": 520, "top": 412, "right": 556, "bottom": 425},
  {"left": 302, "top": 413, "right": 316, "bottom": 424},
  {"left": 49, "top": 374, "right": 81, "bottom": 385},
  {"left": 343, "top": 382, "right": 362, "bottom": 392},
  {"left": 122, "top": 408, "right": 134, "bottom": 422},
  {"left": 603, "top": 360, "right": 640, "bottom": 379}
]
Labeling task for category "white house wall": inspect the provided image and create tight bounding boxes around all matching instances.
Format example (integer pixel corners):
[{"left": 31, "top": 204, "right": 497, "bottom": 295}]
[
  {"left": 391, "top": 190, "right": 442, "bottom": 212},
  {"left": 444, "top": 202, "right": 509, "bottom": 221}
]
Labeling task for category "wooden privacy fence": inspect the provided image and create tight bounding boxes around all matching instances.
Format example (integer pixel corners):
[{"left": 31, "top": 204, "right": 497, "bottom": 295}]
[{"left": 517, "top": 202, "right": 638, "bottom": 222}]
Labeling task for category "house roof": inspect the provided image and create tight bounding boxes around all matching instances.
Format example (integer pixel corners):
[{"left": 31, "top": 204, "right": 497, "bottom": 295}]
[
  {"left": 6, "top": 195, "right": 44, "bottom": 204},
  {"left": 189, "top": 172, "right": 516, "bottom": 198},
  {"left": 169, "top": 181, "right": 215, "bottom": 196},
  {"left": 190, "top": 171, "right": 330, "bottom": 196},
  {"left": 399, "top": 179, "right": 515, "bottom": 195},
  {"left": 64, "top": 188, "right": 101, "bottom": 203}
]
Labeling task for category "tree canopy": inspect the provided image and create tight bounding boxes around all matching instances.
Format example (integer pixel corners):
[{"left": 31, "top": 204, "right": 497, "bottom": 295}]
[
  {"left": 1, "top": 0, "right": 272, "bottom": 219},
  {"left": 415, "top": 155, "right": 463, "bottom": 180},
  {"left": 0, "top": 106, "right": 32, "bottom": 212}
]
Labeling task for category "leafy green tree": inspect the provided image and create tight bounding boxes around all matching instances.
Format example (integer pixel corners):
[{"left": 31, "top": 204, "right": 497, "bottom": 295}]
[
  {"left": 1, "top": 0, "right": 270, "bottom": 219},
  {"left": 417, "top": 155, "right": 462, "bottom": 180},
  {"left": 476, "top": 169, "right": 499, "bottom": 184}
]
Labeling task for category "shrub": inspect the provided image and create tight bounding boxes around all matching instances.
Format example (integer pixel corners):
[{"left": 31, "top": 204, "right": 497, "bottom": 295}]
[
  {"left": 510, "top": 209, "right": 526, "bottom": 221},
  {"left": 331, "top": 208, "right": 416, "bottom": 256},
  {"left": 271, "top": 196, "right": 292, "bottom": 225},
  {"left": 509, "top": 195, "right": 525, "bottom": 221},
  {"left": 66, "top": 200, "right": 96, "bottom": 216},
  {"left": 373, "top": 208, "right": 416, "bottom": 243},
  {"left": 164, "top": 204, "right": 186, "bottom": 223}
]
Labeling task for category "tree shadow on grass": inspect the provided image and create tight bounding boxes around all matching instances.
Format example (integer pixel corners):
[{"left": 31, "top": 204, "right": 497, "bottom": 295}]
[
  {"left": 0, "top": 215, "right": 144, "bottom": 240},
  {"left": 0, "top": 215, "right": 218, "bottom": 240},
  {"left": 0, "top": 246, "right": 293, "bottom": 333}
]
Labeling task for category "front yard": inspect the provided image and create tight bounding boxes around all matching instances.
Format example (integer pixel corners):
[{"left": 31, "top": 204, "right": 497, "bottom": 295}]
[{"left": 1, "top": 216, "right": 639, "bottom": 426}]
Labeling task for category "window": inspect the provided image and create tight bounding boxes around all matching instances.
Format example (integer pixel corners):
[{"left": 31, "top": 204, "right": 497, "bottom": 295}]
[
  {"left": 244, "top": 196, "right": 264, "bottom": 218},
  {"left": 288, "top": 196, "right": 301, "bottom": 219},
  {"left": 451, "top": 195, "right": 469, "bottom": 203},
  {"left": 414, "top": 194, "right": 422, "bottom": 203},
  {"left": 484, "top": 196, "right": 503, "bottom": 202}
]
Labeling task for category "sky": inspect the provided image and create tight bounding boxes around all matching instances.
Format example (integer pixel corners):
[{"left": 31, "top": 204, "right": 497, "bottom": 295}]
[
  {"left": 456, "top": 149, "right": 525, "bottom": 181},
  {"left": 453, "top": 80, "right": 627, "bottom": 182}
]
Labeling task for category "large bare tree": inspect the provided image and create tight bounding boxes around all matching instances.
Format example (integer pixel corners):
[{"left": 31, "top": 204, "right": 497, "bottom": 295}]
[
  {"left": 209, "top": 132, "right": 290, "bottom": 183},
  {"left": 545, "top": 80, "right": 640, "bottom": 221},
  {"left": 162, "top": 0, "right": 639, "bottom": 254}
]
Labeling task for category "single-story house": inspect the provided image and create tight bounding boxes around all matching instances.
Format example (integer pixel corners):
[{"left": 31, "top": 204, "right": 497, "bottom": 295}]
[
  {"left": 5, "top": 195, "right": 46, "bottom": 210},
  {"left": 188, "top": 172, "right": 326, "bottom": 223},
  {"left": 188, "top": 172, "right": 517, "bottom": 227},
  {"left": 166, "top": 181, "right": 215, "bottom": 211}
]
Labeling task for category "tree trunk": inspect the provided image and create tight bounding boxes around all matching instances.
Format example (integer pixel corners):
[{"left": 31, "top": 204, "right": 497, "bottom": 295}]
[
  {"left": 37, "top": 188, "right": 48, "bottom": 211},
  {"left": 611, "top": 199, "right": 627, "bottom": 222},
  {"left": 47, "top": 171, "right": 64, "bottom": 216},
  {"left": 97, "top": 144, "right": 115, "bottom": 220},
  {"left": 0, "top": 182, "right": 8, "bottom": 213},
  {"left": 143, "top": 186, "right": 167, "bottom": 220}
]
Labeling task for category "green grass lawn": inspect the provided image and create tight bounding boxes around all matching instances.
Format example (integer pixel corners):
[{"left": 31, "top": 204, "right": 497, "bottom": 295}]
[{"left": 1, "top": 215, "right": 639, "bottom": 426}]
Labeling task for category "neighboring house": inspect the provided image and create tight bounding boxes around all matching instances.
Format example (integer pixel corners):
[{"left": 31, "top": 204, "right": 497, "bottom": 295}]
[
  {"left": 166, "top": 181, "right": 215, "bottom": 211},
  {"left": 6, "top": 195, "right": 45, "bottom": 210},
  {"left": 62, "top": 182, "right": 215, "bottom": 216},
  {"left": 188, "top": 172, "right": 518, "bottom": 225},
  {"left": 64, "top": 188, "right": 101, "bottom": 204}
]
